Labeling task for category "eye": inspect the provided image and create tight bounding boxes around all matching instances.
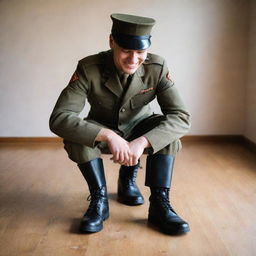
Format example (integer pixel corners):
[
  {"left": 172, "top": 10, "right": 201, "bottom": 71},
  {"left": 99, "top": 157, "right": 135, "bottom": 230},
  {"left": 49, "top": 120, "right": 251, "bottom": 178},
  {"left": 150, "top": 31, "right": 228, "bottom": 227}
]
[
  {"left": 121, "top": 49, "right": 130, "bottom": 53},
  {"left": 137, "top": 50, "right": 146, "bottom": 55}
]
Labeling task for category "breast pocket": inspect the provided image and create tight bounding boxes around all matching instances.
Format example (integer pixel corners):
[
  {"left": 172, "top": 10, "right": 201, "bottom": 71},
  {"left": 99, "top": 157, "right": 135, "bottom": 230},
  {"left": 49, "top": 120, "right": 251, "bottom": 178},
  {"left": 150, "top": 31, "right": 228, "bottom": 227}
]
[{"left": 130, "top": 92, "right": 155, "bottom": 109}]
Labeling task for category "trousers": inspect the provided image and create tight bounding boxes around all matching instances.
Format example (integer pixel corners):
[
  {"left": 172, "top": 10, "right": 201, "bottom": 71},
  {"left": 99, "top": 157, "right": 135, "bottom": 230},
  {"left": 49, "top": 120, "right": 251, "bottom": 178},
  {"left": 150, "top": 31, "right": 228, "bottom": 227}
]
[{"left": 63, "top": 114, "right": 182, "bottom": 164}]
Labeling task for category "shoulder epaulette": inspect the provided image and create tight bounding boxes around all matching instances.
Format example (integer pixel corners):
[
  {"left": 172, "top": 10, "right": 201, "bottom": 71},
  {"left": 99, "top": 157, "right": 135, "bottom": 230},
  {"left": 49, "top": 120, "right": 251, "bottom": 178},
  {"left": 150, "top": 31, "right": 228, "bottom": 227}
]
[{"left": 144, "top": 53, "right": 165, "bottom": 65}]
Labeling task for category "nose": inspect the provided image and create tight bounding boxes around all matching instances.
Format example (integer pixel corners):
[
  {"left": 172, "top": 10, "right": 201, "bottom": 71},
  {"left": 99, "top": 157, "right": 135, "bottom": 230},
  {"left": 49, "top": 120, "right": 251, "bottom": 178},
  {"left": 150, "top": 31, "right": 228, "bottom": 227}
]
[{"left": 128, "top": 52, "right": 138, "bottom": 64}]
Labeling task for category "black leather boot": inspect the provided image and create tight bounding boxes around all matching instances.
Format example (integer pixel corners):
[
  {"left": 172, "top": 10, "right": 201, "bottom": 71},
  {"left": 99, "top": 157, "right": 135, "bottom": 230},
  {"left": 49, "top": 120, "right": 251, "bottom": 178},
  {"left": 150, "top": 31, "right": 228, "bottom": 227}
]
[
  {"left": 78, "top": 158, "right": 109, "bottom": 233},
  {"left": 117, "top": 163, "right": 144, "bottom": 206},
  {"left": 146, "top": 154, "right": 190, "bottom": 235},
  {"left": 149, "top": 188, "right": 190, "bottom": 235}
]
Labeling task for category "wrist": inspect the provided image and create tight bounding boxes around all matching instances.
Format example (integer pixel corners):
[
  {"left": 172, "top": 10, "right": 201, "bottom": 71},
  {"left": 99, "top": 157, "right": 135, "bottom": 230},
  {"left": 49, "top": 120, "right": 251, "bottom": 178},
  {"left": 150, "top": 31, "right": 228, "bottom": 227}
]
[
  {"left": 137, "top": 136, "right": 151, "bottom": 148},
  {"left": 96, "top": 128, "right": 115, "bottom": 142}
]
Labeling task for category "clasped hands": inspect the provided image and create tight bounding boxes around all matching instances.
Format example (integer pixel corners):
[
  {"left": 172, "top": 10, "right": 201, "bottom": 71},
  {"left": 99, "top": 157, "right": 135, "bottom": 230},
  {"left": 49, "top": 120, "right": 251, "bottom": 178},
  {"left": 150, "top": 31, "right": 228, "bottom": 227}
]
[{"left": 96, "top": 128, "right": 150, "bottom": 166}]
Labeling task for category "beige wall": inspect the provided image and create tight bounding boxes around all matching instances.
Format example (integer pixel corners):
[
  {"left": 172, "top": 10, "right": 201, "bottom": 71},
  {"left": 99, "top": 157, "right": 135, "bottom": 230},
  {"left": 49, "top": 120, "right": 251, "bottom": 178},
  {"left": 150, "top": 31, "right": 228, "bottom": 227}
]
[
  {"left": 245, "top": 0, "right": 256, "bottom": 143},
  {"left": 0, "top": 0, "right": 253, "bottom": 140}
]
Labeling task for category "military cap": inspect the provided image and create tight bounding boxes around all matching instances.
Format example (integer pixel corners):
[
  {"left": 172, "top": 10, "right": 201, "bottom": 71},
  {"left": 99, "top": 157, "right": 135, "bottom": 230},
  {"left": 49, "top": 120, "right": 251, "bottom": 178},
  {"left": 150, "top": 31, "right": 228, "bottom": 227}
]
[{"left": 110, "top": 13, "right": 156, "bottom": 50}]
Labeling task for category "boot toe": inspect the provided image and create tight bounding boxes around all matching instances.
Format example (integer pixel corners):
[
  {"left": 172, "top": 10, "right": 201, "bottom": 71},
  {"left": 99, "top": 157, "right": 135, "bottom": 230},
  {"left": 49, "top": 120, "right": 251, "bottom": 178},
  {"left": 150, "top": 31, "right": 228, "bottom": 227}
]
[
  {"left": 148, "top": 216, "right": 190, "bottom": 235},
  {"left": 165, "top": 221, "right": 190, "bottom": 235},
  {"left": 118, "top": 194, "right": 144, "bottom": 206},
  {"left": 131, "top": 195, "right": 144, "bottom": 205},
  {"left": 80, "top": 217, "right": 103, "bottom": 233}
]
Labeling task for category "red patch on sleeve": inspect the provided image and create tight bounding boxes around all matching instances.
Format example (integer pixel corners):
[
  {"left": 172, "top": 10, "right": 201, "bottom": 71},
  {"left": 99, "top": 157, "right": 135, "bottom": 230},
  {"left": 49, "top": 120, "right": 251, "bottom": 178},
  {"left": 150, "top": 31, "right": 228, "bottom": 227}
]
[{"left": 70, "top": 72, "right": 79, "bottom": 82}]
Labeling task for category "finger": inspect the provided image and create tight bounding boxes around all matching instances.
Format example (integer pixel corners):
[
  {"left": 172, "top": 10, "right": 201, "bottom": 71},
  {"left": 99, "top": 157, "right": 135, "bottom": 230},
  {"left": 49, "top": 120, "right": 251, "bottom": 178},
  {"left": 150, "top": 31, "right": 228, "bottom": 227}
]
[
  {"left": 132, "top": 155, "right": 139, "bottom": 166},
  {"left": 123, "top": 151, "right": 130, "bottom": 164},
  {"left": 129, "top": 154, "right": 134, "bottom": 167},
  {"left": 112, "top": 151, "right": 120, "bottom": 162},
  {"left": 124, "top": 162, "right": 130, "bottom": 167},
  {"left": 124, "top": 160, "right": 130, "bottom": 167},
  {"left": 119, "top": 155, "right": 129, "bottom": 165},
  {"left": 110, "top": 156, "right": 117, "bottom": 162},
  {"left": 119, "top": 152, "right": 124, "bottom": 163}
]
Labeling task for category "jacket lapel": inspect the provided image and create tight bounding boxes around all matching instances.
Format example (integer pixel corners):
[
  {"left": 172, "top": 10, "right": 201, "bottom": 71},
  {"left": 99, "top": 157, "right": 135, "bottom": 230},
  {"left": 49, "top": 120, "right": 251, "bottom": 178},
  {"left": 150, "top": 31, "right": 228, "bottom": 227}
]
[
  {"left": 121, "top": 65, "right": 145, "bottom": 106},
  {"left": 103, "top": 52, "right": 123, "bottom": 97}
]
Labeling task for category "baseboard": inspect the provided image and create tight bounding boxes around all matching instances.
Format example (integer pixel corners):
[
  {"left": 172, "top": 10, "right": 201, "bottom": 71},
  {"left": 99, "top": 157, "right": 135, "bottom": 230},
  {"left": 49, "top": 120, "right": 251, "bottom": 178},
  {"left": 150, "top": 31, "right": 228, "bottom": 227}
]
[
  {"left": 181, "top": 135, "right": 244, "bottom": 143},
  {"left": 0, "top": 137, "right": 62, "bottom": 143},
  {"left": 0, "top": 135, "right": 255, "bottom": 152},
  {"left": 182, "top": 135, "right": 256, "bottom": 153},
  {"left": 242, "top": 136, "right": 256, "bottom": 153}
]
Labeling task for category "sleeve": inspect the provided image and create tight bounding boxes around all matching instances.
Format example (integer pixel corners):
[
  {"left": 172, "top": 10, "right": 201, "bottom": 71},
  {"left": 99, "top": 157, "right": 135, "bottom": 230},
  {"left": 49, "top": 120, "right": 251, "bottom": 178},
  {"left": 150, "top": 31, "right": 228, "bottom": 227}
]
[
  {"left": 49, "top": 62, "right": 103, "bottom": 147},
  {"left": 143, "top": 60, "right": 191, "bottom": 153}
]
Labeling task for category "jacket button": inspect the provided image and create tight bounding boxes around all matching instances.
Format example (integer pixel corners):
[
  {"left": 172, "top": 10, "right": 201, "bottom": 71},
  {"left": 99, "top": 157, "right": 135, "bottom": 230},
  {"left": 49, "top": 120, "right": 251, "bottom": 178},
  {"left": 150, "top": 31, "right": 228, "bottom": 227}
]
[{"left": 121, "top": 108, "right": 126, "bottom": 112}]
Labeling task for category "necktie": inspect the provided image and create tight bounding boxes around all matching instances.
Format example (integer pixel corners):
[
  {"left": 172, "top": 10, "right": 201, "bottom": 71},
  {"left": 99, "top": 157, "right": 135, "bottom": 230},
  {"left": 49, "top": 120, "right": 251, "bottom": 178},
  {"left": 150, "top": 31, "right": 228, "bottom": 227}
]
[{"left": 121, "top": 73, "right": 129, "bottom": 88}]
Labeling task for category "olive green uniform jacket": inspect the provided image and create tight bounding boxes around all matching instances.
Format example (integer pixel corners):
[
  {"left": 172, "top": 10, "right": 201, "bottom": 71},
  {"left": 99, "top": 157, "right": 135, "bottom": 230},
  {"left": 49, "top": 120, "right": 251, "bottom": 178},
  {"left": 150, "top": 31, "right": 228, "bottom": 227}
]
[{"left": 49, "top": 50, "right": 191, "bottom": 154}]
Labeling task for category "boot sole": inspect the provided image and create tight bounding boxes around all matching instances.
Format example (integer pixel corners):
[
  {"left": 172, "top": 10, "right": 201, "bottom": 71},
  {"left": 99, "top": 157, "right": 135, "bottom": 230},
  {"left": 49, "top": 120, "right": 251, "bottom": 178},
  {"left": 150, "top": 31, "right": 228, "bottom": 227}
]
[
  {"left": 80, "top": 213, "right": 109, "bottom": 233},
  {"left": 148, "top": 215, "right": 190, "bottom": 235}
]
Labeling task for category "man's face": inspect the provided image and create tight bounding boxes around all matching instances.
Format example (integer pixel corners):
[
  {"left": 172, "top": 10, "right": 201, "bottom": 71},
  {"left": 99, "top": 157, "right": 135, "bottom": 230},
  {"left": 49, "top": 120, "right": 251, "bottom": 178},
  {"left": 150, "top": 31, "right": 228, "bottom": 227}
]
[{"left": 109, "top": 36, "right": 148, "bottom": 74}]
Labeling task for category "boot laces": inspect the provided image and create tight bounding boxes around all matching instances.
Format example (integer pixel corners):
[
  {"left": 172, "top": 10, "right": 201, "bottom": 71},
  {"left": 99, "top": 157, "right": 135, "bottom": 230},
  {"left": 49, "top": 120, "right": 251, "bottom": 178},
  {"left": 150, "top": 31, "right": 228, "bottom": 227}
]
[
  {"left": 124, "top": 175, "right": 136, "bottom": 187},
  {"left": 121, "top": 164, "right": 138, "bottom": 180},
  {"left": 160, "top": 196, "right": 174, "bottom": 211},
  {"left": 153, "top": 189, "right": 175, "bottom": 212},
  {"left": 86, "top": 187, "right": 105, "bottom": 216},
  {"left": 125, "top": 168, "right": 138, "bottom": 186}
]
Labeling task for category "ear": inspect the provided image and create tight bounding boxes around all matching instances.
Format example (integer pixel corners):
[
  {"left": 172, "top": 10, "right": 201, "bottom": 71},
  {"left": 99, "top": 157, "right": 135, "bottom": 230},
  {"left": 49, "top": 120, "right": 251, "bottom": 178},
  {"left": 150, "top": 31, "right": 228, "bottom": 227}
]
[{"left": 109, "top": 34, "right": 114, "bottom": 49}]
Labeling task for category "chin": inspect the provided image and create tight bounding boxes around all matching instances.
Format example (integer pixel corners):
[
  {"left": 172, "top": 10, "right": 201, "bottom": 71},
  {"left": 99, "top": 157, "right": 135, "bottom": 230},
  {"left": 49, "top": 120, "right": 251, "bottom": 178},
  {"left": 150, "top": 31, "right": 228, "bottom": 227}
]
[
  {"left": 123, "top": 67, "right": 138, "bottom": 74},
  {"left": 126, "top": 70, "right": 136, "bottom": 75}
]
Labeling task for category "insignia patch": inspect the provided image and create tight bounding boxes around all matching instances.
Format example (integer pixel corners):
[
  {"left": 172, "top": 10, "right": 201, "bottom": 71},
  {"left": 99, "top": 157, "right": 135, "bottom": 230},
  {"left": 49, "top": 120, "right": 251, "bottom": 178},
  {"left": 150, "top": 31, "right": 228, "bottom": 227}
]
[
  {"left": 139, "top": 87, "right": 154, "bottom": 94},
  {"left": 166, "top": 72, "right": 172, "bottom": 81},
  {"left": 70, "top": 72, "right": 79, "bottom": 82}
]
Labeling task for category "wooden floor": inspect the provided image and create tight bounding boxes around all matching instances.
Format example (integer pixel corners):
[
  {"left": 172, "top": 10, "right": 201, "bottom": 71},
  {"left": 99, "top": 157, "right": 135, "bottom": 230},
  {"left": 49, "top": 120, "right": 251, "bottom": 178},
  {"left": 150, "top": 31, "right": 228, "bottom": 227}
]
[{"left": 0, "top": 141, "right": 255, "bottom": 256}]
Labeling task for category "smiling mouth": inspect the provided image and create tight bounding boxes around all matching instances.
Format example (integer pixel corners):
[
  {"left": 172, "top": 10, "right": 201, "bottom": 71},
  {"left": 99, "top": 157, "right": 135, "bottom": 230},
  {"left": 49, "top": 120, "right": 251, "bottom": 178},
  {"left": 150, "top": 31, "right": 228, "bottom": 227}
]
[{"left": 125, "top": 64, "right": 138, "bottom": 69}]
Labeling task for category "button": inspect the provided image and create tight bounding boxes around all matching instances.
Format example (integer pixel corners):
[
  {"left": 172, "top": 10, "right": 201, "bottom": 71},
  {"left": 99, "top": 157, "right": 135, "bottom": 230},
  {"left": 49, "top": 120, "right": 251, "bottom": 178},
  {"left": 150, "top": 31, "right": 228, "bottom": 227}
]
[
  {"left": 121, "top": 108, "right": 126, "bottom": 112},
  {"left": 119, "top": 122, "right": 122, "bottom": 126}
]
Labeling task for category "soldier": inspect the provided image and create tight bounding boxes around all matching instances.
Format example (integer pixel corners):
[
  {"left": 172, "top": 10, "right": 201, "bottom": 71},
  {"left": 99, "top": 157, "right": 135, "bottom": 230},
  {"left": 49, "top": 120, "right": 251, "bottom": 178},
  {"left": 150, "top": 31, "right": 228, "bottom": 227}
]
[{"left": 49, "top": 13, "right": 191, "bottom": 235}]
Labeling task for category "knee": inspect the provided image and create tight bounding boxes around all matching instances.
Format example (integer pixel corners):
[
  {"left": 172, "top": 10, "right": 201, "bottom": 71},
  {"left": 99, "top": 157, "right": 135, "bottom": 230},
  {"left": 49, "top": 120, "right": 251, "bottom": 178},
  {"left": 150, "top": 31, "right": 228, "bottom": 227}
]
[
  {"left": 155, "top": 139, "right": 182, "bottom": 155},
  {"left": 63, "top": 140, "right": 101, "bottom": 164}
]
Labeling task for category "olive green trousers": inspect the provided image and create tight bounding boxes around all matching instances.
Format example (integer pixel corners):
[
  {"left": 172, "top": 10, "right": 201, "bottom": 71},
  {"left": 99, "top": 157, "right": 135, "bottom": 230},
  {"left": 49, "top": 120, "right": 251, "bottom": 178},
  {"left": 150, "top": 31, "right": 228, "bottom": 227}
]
[{"left": 63, "top": 115, "right": 182, "bottom": 164}]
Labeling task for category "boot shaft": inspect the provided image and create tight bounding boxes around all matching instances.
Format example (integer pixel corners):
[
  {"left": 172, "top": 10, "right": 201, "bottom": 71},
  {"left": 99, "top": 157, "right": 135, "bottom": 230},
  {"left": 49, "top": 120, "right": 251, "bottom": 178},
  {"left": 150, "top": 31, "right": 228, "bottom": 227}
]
[
  {"left": 145, "top": 154, "right": 174, "bottom": 188},
  {"left": 78, "top": 158, "right": 107, "bottom": 194},
  {"left": 78, "top": 158, "right": 108, "bottom": 208}
]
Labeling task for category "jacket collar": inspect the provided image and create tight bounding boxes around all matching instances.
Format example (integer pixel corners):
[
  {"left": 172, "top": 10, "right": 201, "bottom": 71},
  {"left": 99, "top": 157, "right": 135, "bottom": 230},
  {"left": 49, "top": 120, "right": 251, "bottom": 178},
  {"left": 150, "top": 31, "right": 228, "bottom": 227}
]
[{"left": 102, "top": 50, "right": 146, "bottom": 101}]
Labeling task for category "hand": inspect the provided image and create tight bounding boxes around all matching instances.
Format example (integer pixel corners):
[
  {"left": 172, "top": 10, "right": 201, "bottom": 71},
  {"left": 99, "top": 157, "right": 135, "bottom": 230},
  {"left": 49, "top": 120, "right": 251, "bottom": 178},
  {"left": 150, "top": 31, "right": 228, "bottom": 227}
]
[
  {"left": 107, "top": 133, "right": 131, "bottom": 164},
  {"left": 96, "top": 128, "right": 131, "bottom": 165},
  {"left": 128, "top": 136, "right": 151, "bottom": 166}
]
